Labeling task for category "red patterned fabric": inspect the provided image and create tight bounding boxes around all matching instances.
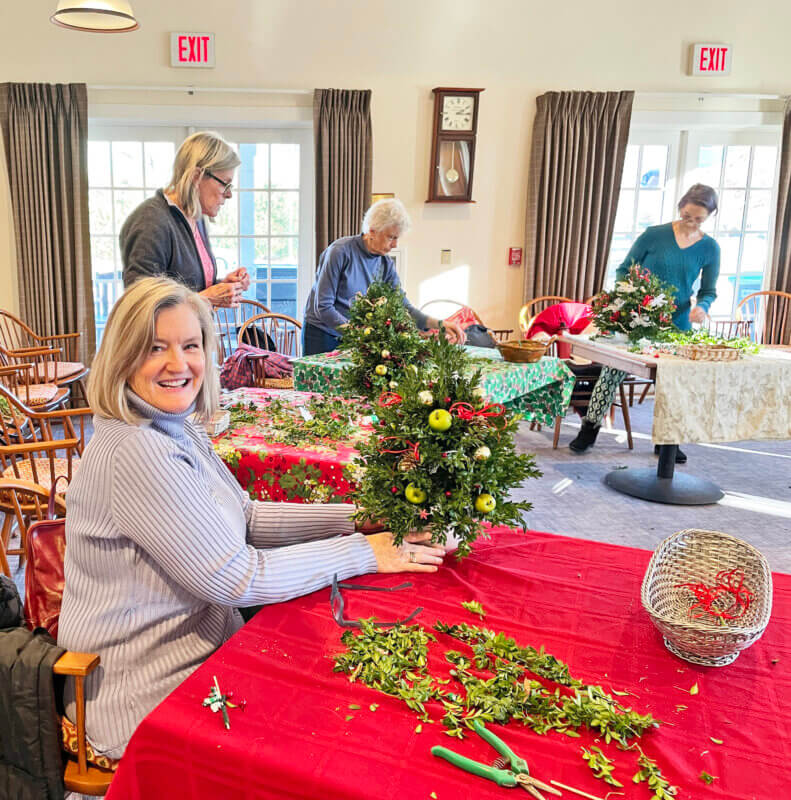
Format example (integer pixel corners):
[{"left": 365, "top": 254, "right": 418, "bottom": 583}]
[
  {"left": 213, "top": 388, "right": 368, "bottom": 503},
  {"left": 105, "top": 529, "right": 791, "bottom": 800},
  {"left": 220, "top": 345, "right": 293, "bottom": 390},
  {"left": 426, "top": 305, "right": 481, "bottom": 335},
  {"left": 525, "top": 302, "right": 594, "bottom": 338}
]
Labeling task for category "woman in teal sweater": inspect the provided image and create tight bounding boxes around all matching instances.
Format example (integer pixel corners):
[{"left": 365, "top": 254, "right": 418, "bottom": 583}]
[{"left": 569, "top": 184, "right": 721, "bottom": 461}]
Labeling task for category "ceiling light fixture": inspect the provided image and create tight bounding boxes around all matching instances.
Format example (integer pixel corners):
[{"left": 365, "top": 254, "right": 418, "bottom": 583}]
[{"left": 51, "top": 1, "right": 139, "bottom": 33}]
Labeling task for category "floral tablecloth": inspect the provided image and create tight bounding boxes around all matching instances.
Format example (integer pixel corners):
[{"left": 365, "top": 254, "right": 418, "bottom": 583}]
[
  {"left": 212, "top": 388, "right": 369, "bottom": 503},
  {"left": 292, "top": 346, "right": 575, "bottom": 427}
]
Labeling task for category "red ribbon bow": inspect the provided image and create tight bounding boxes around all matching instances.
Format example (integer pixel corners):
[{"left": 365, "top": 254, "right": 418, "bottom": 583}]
[
  {"left": 379, "top": 436, "right": 420, "bottom": 463},
  {"left": 378, "top": 392, "right": 403, "bottom": 407},
  {"left": 449, "top": 401, "right": 506, "bottom": 422}
]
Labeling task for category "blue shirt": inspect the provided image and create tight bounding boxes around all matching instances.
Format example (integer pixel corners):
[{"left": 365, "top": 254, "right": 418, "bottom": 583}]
[
  {"left": 616, "top": 223, "right": 720, "bottom": 331},
  {"left": 304, "top": 235, "right": 429, "bottom": 335}
]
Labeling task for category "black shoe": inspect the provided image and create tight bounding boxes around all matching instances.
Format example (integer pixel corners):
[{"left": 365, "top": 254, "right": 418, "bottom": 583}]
[
  {"left": 654, "top": 444, "right": 687, "bottom": 464},
  {"left": 569, "top": 420, "right": 600, "bottom": 454}
]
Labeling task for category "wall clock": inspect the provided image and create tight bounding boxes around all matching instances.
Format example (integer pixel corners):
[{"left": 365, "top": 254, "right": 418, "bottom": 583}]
[{"left": 427, "top": 87, "right": 484, "bottom": 203}]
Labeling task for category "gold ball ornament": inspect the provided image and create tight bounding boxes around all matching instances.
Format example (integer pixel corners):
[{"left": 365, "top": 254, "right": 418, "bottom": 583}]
[
  {"left": 363, "top": 327, "right": 373, "bottom": 335},
  {"left": 375, "top": 364, "right": 388, "bottom": 376},
  {"left": 474, "top": 493, "right": 496, "bottom": 514},
  {"left": 404, "top": 483, "right": 427, "bottom": 504},
  {"left": 428, "top": 409, "right": 452, "bottom": 432},
  {"left": 473, "top": 446, "right": 491, "bottom": 461},
  {"left": 366, "top": 313, "right": 373, "bottom": 320}
]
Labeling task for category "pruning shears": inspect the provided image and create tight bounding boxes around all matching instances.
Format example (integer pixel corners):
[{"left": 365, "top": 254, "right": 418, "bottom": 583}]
[{"left": 431, "top": 720, "right": 561, "bottom": 799}]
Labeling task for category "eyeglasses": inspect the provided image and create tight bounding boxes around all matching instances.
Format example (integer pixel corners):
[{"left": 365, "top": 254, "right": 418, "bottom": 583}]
[
  {"left": 205, "top": 169, "right": 233, "bottom": 195},
  {"left": 330, "top": 573, "right": 423, "bottom": 629}
]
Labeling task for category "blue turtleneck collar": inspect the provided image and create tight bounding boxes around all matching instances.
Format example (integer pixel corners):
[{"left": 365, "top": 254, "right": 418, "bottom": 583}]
[{"left": 125, "top": 389, "right": 196, "bottom": 441}]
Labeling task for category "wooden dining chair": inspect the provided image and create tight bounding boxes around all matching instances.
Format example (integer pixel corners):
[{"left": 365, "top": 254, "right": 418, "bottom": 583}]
[
  {"left": 0, "top": 362, "right": 70, "bottom": 413},
  {"left": 518, "top": 296, "right": 574, "bottom": 338},
  {"left": 19, "top": 483, "right": 118, "bottom": 794},
  {"left": 0, "top": 386, "right": 90, "bottom": 574},
  {"left": 735, "top": 290, "right": 791, "bottom": 345},
  {"left": 0, "top": 309, "right": 88, "bottom": 404},
  {"left": 238, "top": 312, "right": 302, "bottom": 358},
  {"left": 550, "top": 364, "right": 634, "bottom": 450},
  {"left": 214, "top": 299, "right": 272, "bottom": 361}
]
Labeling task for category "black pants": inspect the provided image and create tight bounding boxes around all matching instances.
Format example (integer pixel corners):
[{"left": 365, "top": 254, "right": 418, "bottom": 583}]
[{"left": 302, "top": 321, "right": 341, "bottom": 355}]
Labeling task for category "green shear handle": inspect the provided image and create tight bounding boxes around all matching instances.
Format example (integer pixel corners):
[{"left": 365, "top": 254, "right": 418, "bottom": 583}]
[
  {"left": 471, "top": 719, "right": 530, "bottom": 775},
  {"left": 430, "top": 746, "right": 519, "bottom": 788}
]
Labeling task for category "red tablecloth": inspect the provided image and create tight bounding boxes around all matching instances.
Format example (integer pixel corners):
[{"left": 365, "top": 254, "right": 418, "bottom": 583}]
[
  {"left": 105, "top": 529, "right": 790, "bottom": 800},
  {"left": 213, "top": 388, "right": 370, "bottom": 503}
]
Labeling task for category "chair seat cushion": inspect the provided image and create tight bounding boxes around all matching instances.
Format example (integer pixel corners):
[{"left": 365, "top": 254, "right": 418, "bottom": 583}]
[
  {"left": 3, "top": 457, "right": 79, "bottom": 490},
  {"left": 61, "top": 716, "right": 120, "bottom": 772},
  {"left": 41, "top": 361, "right": 85, "bottom": 382},
  {"left": 15, "top": 383, "right": 60, "bottom": 406}
]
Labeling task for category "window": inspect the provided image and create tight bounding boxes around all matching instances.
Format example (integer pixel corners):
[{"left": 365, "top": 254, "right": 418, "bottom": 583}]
[
  {"left": 684, "top": 132, "right": 779, "bottom": 319},
  {"left": 87, "top": 124, "right": 313, "bottom": 345},
  {"left": 607, "top": 124, "right": 780, "bottom": 321},
  {"left": 606, "top": 133, "right": 679, "bottom": 287}
]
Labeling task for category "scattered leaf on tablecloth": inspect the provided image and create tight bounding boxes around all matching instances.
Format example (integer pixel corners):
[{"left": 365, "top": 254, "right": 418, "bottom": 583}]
[
  {"left": 611, "top": 689, "right": 630, "bottom": 696},
  {"left": 369, "top": 703, "right": 379, "bottom": 712},
  {"left": 675, "top": 705, "right": 687, "bottom": 712},
  {"left": 461, "top": 600, "right": 486, "bottom": 619},
  {"left": 415, "top": 724, "right": 423, "bottom": 733},
  {"left": 710, "top": 737, "right": 723, "bottom": 745},
  {"left": 690, "top": 682, "right": 699, "bottom": 695},
  {"left": 700, "top": 770, "right": 717, "bottom": 784},
  {"left": 344, "top": 715, "right": 353, "bottom": 721},
  {"left": 349, "top": 704, "right": 361, "bottom": 710},
  {"left": 430, "top": 793, "right": 438, "bottom": 799}
]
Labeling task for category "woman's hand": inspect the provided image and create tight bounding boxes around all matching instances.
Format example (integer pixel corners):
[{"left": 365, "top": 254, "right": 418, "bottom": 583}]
[
  {"left": 442, "top": 319, "right": 467, "bottom": 345},
  {"left": 366, "top": 530, "right": 446, "bottom": 573},
  {"left": 689, "top": 305, "right": 708, "bottom": 324},
  {"left": 200, "top": 281, "right": 243, "bottom": 308},
  {"left": 223, "top": 267, "right": 251, "bottom": 291}
]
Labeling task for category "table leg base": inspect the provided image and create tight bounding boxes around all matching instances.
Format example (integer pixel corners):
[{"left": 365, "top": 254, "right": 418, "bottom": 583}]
[{"left": 604, "top": 468, "right": 724, "bottom": 505}]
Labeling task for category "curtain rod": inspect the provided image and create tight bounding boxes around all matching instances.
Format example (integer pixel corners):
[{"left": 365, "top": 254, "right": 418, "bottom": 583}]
[
  {"left": 637, "top": 91, "right": 787, "bottom": 100},
  {"left": 88, "top": 84, "right": 312, "bottom": 96}
]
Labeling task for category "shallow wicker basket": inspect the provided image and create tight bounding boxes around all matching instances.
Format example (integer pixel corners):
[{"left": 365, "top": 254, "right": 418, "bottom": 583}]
[
  {"left": 261, "top": 376, "right": 295, "bottom": 389},
  {"left": 677, "top": 343, "right": 741, "bottom": 362},
  {"left": 641, "top": 529, "right": 772, "bottom": 666},
  {"left": 497, "top": 338, "right": 554, "bottom": 363}
]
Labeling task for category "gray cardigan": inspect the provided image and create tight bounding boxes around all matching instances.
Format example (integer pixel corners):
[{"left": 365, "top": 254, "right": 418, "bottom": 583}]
[
  {"left": 57, "top": 393, "right": 377, "bottom": 758},
  {"left": 120, "top": 190, "right": 217, "bottom": 291}
]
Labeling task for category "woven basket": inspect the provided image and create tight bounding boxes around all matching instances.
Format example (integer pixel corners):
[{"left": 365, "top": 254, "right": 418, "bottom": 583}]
[
  {"left": 641, "top": 529, "right": 772, "bottom": 666},
  {"left": 677, "top": 344, "right": 741, "bottom": 362},
  {"left": 497, "top": 337, "right": 555, "bottom": 363},
  {"left": 261, "top": 376, "right": 295, "bottom": 389}
]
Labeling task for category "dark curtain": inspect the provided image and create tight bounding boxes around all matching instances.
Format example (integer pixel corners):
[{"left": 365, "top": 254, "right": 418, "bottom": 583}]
[
  {"left": 524, "top": 90, "right": 634, "bottom": 304},
  {"left": 313, "top": 89, "right": 372, "bottom": 261},
  {"left": 0, "top": 83, "right": 95, "bottom": 363},
  {"left": 768, "top": 98, "right": 791, "bottom": 344}
]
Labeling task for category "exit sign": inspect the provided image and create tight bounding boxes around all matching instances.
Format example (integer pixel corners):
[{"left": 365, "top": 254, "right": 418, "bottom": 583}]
[
  {"left": 690, "top": 43, "right": 732, "bottom": 76},
  {"left": 170, "top": 32, "right": 215, "bottom": 68}
]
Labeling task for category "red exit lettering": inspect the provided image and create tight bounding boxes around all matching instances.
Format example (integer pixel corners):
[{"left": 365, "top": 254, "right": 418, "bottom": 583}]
[
  {"left": 178, "top": 35, "right": 211, "bottom": 63},
  {"left": 699, "top": 46, "right": 729, "bottom": 72}
]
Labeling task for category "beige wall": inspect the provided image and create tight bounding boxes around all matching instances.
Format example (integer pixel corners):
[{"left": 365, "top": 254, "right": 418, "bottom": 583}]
[{"left": 0, "top": 0, "right": 788, "bottom": 329}]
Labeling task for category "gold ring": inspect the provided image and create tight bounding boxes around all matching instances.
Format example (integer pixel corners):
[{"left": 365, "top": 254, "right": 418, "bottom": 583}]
[{"left": 409, "top": 551, "right": 417, "bottom": 564}]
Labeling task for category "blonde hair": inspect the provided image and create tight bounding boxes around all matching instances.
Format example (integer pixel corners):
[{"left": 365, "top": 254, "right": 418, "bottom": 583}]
[
  {"left": 165, "top": 131, "right": 241, "bottom": 220},
  {"left": 88, "top": 277, "right": 219, "bottom": 424}
]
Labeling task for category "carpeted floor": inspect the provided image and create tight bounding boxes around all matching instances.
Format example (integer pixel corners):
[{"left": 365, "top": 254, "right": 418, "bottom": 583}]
[
  {"left": 8, "top": 395, "right": 790, "bottom": 600},
  {"left": 512, "top": 397, "right": 791, "bottom": 573}
]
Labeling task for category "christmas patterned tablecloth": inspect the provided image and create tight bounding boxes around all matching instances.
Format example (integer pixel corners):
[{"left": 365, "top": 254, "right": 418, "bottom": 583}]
[
  {"left": 211, "top": 388, "right": 371, "bottom": 503},
  {"left": 292, "top": 346, "right": 575, "bottom": 427}
]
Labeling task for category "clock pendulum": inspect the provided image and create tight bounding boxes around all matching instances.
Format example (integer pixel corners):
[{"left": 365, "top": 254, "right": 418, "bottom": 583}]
[{"left": 445, "top": 142, "right": 459, "bottom": 183}]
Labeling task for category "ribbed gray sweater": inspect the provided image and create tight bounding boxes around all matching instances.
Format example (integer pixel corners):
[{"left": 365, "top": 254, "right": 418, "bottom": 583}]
[{"left": 57, "top": 393, "right": 377, "bottom": 759}]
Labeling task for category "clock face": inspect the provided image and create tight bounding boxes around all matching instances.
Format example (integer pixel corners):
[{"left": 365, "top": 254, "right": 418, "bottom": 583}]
[{"left": 441, "top": 95, "right": 475, "bottom": 131}]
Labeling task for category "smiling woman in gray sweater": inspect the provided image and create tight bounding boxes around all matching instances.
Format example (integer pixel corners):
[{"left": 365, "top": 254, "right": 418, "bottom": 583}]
[{"left": 57, "top": 277, "right": 446, "bottom": 759}]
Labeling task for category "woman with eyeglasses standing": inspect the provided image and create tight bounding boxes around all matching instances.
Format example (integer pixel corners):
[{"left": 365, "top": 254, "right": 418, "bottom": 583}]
[{"left": 121, "top": 131, "right": 250, "bottom": 308}]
